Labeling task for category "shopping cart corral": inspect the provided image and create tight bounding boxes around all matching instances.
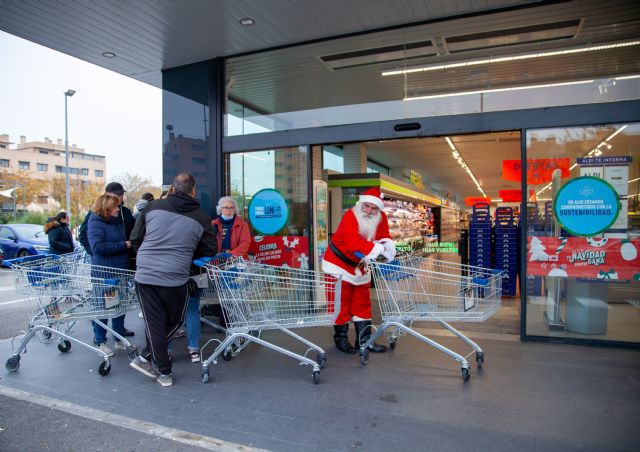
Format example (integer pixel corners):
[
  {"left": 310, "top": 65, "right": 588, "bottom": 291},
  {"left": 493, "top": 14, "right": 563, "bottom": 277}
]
[
  {"left": 198, "top": 257, "right": 341, "bottom": 384},
  {"left": 356, "top": 253, "right": 503, "bottom": 381},
  {"left": 4, "top": 254, "right": 138, "bottom": 376}
]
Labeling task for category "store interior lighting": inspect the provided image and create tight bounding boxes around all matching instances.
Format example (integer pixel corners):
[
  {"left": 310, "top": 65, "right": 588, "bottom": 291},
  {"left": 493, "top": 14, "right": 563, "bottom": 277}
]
[
  {"left": 536, "top": 124, "right": 628, "bottom": 196},
  {"left": 382, "top": 40, "right": 640, "bottom": 77},
  {"left": 403, "top": 74, "right": 638, "bottom": 102},
  {"left": 445, "top": 136, "right": 487, "bottom": 197}
]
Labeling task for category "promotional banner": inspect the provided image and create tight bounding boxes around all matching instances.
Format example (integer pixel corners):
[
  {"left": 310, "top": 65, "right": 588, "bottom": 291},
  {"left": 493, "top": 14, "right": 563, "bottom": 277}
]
[
  {"left": 248, "top": 188, "right": 289, "bottom": 235},
  {"left": 313, "top": 181, "right": 328, "bottom": 270},
  {"left": 248, "top": 235, "right": 310, "bottom": 269},
  {"left": 502, "top": 158, "right": 570, "bottom": 184},
  {"left": 498, "top": 189, "right": 536, "bottom": 202},
  {"left": 553, "top": 176, "right": 620, "bottom": 236},
  {"left": 527, "top": 236, "right": 640, "bottom": 280},
  {"left": 464, "top": 196, "right": 491, "bottom": 206}
]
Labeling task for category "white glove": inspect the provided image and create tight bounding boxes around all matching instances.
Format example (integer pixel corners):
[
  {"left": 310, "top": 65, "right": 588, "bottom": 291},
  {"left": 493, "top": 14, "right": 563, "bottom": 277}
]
[
  {"left": 365, "top": 243, "right": 385, "bottom": 260},
  {"left": 381, "top": 240, "right": 396, "bottom": 262}
]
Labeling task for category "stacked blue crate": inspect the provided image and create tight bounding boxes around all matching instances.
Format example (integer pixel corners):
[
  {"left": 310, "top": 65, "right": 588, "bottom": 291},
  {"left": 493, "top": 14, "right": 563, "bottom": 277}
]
[
  {"left": 469, "top": 203, "right": 493, "bottom": 270},
  {"left": 494, "top": 207, "right": 518, "bottom": 296}
]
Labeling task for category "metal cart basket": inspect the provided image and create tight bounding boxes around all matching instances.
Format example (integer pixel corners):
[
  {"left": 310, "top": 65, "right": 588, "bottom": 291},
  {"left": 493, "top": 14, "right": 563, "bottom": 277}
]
[
  {"left": 361, "top": 253, "right": 503, "bottom": 381},
  {"left": 200, "top": 259, "right": 341, "bottom": 384},
  {"left": 5, "top": 254, "right": 138, "bottom": 376}
]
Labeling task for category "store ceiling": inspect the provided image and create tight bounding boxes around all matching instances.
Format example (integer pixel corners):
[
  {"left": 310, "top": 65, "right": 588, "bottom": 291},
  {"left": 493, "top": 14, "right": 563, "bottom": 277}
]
[
  {"left": 0, "top": 0, "right": 541, "bottom": 88},
  {"left": 226, "top": 0, "right": 640, "bottom": 114}
]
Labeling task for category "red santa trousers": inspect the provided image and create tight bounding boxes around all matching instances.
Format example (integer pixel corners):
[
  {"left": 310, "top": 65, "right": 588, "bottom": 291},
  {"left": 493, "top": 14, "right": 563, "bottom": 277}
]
[{"left": 334, "top": 280, "right": 371, "bottom": 325}]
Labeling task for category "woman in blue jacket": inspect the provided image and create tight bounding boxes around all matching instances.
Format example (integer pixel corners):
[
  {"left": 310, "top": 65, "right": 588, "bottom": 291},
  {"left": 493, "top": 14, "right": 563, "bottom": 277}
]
[
  {"left": 87, "top": 193, "right": 132, "bottom": 357},
  {"left": 44, "top": 211, "right": 74, "bottom": 255}
]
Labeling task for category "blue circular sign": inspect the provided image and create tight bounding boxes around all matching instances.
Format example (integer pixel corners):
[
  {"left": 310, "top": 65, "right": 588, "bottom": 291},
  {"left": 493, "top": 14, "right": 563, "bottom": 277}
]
[
  {"left": 248, "top": 189, "right": 289, "bottom": 235},
  {"left": 553, "top": 176, "right": 620, "bottom": 236}
]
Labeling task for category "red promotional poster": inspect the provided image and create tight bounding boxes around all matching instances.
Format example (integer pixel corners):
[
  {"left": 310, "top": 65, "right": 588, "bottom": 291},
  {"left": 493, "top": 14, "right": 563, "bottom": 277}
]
[
  {"left": 498, "top": 189, "right": 536, "bottom": 202},
  {"left": 248, "top": 235, "right": 310, "bottom": 269},
  {"left": 527, "top": 236, "right": 640, "bottom": 280},
  {"left": 502, "top": 158, "right": 571, "bottom": 185},
  {"left": 464, "top": 197, "right": 491, "bottom": 207}
]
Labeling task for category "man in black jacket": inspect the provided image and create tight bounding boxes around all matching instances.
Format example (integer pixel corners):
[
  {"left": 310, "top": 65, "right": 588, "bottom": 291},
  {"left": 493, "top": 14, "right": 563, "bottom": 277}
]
[{"left": 129, "top": 173, "right": 217, "bottom": 387}]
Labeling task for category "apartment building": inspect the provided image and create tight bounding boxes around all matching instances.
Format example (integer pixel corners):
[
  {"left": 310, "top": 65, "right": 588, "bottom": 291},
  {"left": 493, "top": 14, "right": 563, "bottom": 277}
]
[{"left": 0, "top": 134, "right": 106, "bottom": 210}]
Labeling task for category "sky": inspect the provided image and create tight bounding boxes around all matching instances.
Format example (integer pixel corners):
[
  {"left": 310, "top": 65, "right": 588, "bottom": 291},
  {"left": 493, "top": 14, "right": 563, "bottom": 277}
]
[{"left": 0, "top": 31, "right": 162, "bottom": 185}]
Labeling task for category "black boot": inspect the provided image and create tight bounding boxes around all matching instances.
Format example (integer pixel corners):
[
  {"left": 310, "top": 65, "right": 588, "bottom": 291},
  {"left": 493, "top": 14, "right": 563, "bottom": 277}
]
[
  {"left": 333, "top": 324, "right": 357, "bottom": 354},
  {"left": 354, "top": 320, "right": 387, "bottom": 353}
]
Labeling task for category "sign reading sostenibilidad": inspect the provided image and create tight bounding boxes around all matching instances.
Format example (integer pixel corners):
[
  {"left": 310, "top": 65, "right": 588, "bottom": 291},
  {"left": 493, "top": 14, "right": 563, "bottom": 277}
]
[
  {"left": 553, "top": 176, "right": 620, "bottom": 236},
  {"left": 248, "top": 188, "right": 289, "bottom": 235}
]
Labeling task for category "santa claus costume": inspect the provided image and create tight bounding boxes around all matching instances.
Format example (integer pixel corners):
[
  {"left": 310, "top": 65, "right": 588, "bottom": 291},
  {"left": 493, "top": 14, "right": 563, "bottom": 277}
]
[{"left": 322, "top": 187, "right": 396, "bottom": 354}]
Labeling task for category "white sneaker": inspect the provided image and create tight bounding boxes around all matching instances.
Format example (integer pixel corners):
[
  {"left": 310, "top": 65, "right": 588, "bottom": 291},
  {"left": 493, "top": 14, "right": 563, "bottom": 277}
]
[
  {"left": 98, "top": 343, "right": 114, "bottom": 357},
  {"left": 138, "top": 311, "right": 144, "bottom": 319},
  {"left": 189, "top": 351, "right": 200, "bottom": 363},
  {"left": 114, "top": 341, "right": 127, "bottom": 351}
]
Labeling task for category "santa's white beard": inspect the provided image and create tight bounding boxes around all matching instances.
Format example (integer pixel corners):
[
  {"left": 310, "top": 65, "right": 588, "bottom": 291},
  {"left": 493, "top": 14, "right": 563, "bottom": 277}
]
[{"left": 353, "top": 203, "right": 381, "bottom": 241}]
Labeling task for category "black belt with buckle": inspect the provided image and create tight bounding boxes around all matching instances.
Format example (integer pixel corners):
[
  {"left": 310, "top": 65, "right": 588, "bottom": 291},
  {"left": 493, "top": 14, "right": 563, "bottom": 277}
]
[{"left": 329, "top": 240, "right": 361, "bottom": 268}]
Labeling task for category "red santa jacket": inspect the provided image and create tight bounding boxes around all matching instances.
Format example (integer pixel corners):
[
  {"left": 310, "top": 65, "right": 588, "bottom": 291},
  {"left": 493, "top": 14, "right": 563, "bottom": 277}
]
[{"left": 322, "top": 208, "right": 391, "bottom": 285}]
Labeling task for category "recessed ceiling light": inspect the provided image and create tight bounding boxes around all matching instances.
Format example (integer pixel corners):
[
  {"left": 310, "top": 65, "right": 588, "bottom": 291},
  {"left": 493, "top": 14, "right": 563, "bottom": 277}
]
[
  {"left": 239, "top": 17, "right": 255, "bottom": 26},
  {"left": 101, "top": 51, "right": 116, "bottom": 58}
]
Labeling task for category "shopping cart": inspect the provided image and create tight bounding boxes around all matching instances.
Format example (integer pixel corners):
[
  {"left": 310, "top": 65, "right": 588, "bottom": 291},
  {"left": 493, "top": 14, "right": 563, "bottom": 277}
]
[
  {"left": 355, "top": 252, "right": 503, "bottom": 381},
  {"left": 198, "top": 258, "right": 341, "bottom": 384},
  {"left": 4, "top": 254, "right": 138, "bottom": 376}
]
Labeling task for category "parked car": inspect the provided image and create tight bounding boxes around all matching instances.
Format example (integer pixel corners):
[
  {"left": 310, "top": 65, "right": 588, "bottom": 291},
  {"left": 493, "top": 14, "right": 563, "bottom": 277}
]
[
  {"left": 0, "top": 224, "right": 50, "bottom": 259},
  {"left": 0, "top": 243, "right": 4, "bottom": 265}
]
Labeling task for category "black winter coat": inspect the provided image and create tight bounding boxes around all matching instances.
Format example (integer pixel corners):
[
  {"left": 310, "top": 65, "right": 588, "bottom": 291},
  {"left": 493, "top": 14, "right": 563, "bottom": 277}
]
[
  {"left": 44, "top": 220, "right": 74, "bottom": 255},
  {"left": 79, "top": 205, "right": 135, "bottom": 255}
]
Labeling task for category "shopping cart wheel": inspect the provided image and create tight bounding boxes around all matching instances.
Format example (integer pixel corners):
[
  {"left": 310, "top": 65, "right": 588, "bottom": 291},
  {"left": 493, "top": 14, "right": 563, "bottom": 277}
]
[
  {"left": 221, "top": 348, "right": 233, "bottom": 361},
  {"left": 98, "top": 361, "right": 111, "bottom": 376},
  {"left": 312, "top": 371, "right": 320, "bottom": 385},
  {"left": 201, "top": 371, "right": 209, "bottom": 383},
  {"left": 42, "top": 330, "right": 52, "bottom": 341},
  {"left": 476, "top": 354, "right": 484, "bottom": 369},
  {"left": 57, "top": 340, "right": 71, "bottom": 353},
  {"left": 359, "top": 349, "right": 369, "bottom": 366},
  {"left": 389, "top": 339, "right": 397, "bottom": 350},
  {"left": 316, "top": 353, "right": 326, "bottom": 369},
  {"left": 461, "top": 368, "right": 470, "bottom": 382},
  {"left": 5, "top": 356, "right": 20, "bottom": 372},
  {"left": 127, "top": 349, "right": 138, "bottom": 360}
]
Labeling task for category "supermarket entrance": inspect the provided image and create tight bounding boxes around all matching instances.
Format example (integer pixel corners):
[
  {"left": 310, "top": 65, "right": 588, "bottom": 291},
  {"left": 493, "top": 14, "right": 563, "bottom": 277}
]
[{"left": 317, "top": 130, "right": 523, "bottom": 336}]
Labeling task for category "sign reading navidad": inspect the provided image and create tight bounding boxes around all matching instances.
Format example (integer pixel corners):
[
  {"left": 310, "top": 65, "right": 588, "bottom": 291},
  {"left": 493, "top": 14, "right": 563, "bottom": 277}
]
[
  {"left": 528, "top": 236, "right": 640, "bottom": 281},
  {"left": 553, "top": 176, "right": 620, "bottom": 236}
]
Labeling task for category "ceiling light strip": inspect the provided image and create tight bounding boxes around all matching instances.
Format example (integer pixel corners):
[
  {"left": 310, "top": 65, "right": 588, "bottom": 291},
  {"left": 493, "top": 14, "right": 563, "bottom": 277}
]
[
  {"left": 445, "top": 137, "right": 486, "bottom": 197},
  {"left": 405, "top": 79, "right": 593, "bottom": 101},
  {"left": 382, "top": 40, "right": 640, "bottom": 76}
]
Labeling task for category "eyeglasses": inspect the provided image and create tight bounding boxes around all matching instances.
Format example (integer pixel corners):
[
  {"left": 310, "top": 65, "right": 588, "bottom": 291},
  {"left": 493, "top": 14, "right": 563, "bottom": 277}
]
[{"left": 220, "top": 206, "right": 236, "bottom": 211}]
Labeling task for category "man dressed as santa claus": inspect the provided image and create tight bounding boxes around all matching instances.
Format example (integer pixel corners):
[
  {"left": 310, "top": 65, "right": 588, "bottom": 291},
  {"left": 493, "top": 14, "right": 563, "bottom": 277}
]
[{"left": 322, "top": 187, "right": 396, "bottom": 354}]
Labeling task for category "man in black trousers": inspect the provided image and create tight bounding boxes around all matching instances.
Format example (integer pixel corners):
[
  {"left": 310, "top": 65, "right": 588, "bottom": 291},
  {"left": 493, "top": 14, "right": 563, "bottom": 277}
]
[{"left": 129, "top": 173, "right": 217, "bottom": 387}]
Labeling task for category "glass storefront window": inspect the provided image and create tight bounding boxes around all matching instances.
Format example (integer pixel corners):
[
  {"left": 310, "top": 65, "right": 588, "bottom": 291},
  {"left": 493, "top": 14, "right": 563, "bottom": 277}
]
[
  {"left": 226, "top": 147, "right": 310, "bottom": 268},
  {"left": 525, "top": 123, "right": 640, "bottom": 343},
  {"left": 162, "top": 62, "right": 213, "bottom": 214}
]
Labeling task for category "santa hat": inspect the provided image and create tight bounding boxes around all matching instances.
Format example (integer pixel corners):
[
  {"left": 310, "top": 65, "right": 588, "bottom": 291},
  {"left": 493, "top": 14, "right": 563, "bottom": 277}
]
[{"left": 358, "top": 187, "right": 384, "bottom": 210}]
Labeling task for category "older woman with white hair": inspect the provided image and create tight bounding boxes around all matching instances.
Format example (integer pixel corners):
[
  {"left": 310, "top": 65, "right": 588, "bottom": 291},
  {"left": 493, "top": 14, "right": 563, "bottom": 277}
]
[{"left": 183, "top": 196, "right": 252, "bottom": 362}]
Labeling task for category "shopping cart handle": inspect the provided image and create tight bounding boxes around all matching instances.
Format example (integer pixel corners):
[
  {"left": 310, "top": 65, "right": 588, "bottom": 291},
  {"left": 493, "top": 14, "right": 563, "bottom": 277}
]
[
  {"left": 354, "top": 251, "right": 365, "bottom": 259},
  {"left": 193, "top": 252, "right": 233, "bottom": 268},
  {"left": 2, "top": 254, "right": 54, "bottom": 267}
]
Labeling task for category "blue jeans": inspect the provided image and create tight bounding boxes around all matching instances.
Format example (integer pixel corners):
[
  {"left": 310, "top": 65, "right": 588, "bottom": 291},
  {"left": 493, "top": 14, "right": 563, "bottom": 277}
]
[
  {"left": 92, "top": 314, "right": 125, "bottom": 345},
  {"left": 186, "top": 291, "right": 201, "bottom": 352}
]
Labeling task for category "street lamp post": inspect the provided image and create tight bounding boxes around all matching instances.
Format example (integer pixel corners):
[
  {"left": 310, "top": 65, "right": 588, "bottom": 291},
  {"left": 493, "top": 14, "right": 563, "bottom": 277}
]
[{"left": 64, "top": 89, "right": 76, "bottom": 216}]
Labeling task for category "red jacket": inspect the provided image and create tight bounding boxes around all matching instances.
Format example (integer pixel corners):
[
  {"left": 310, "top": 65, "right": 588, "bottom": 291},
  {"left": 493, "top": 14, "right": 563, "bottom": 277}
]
[
  {"left": 322, "top": 208, "right": 391, "bottom": 285},
  {"left": 212, "top": 215, "right": 251, "bottom": 259}
]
